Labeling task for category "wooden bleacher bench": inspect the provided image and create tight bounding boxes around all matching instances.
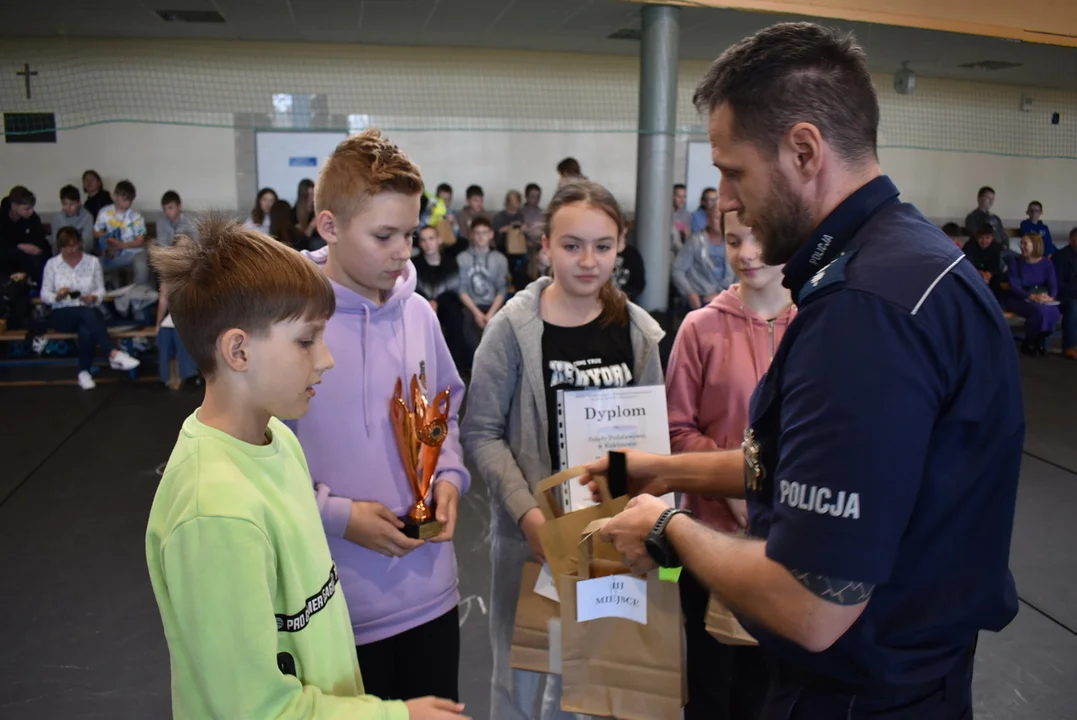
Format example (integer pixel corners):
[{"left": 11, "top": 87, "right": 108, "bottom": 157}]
[{"left": 0, "top": 326, "right": 156, "bottom": 343}]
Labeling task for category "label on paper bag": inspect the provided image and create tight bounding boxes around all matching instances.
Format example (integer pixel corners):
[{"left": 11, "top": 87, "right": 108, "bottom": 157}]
[
  {"left": 534, "top": 562, "right": 560, "bottom": 603},
  {"left": 547, "top": 617, "right": 562, "bottom": 675},
  {"left": 576, "top": 574, "right": 648, "bottom": 625}
]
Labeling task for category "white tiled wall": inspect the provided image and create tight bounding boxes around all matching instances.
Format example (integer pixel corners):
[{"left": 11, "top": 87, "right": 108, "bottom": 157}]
[{"left": 1, "top": 38, "right": 1074, "bottom": 229}]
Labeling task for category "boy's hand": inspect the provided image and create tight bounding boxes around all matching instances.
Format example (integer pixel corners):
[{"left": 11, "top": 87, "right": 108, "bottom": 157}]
[
  {"left": 429, "top": 481, "right": 459, "bottom": 543},
  {"left": 472, "top": 309, "right": 488, "bottom": 329},
  {"left": 82, "top": 294, "right": 97, "bottom": 305},
  {"left": 404, "top": 697, "right": 469, "bottom": 719},
  {"left": 343, "top": 501, "right": 424, "bottom": 558},
  {"left": 518, "top": 507, "right": 546, "bottom": 563}
]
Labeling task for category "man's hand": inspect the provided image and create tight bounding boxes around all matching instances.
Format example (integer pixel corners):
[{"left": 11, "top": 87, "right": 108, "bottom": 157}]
[
  {"left": 16, "top": 243, "right": 41, "bottom": 256},
  {"left": 429, "top": 481, "right": 459, "bottom": 543},
  {"left": 599, "top": 494, "right": 672, "bottom": 574},
  {"left": 580, "top": 449, "right": 669, "bottom": 503},
  {"left": 81, "top": 294, "right": 97, "bottom": 305},
  {"left": 518, "top": 507, "right": 546, "bottom": 563},
  {"left": 688, "top": 293, "right": 702, "bottom": 310},
  {"left": 978, "top": 270, "right": 991, "bottom": 283},
  {"left": 343, "top": 500, "right": 424, "bottom": 558},
  {"left": 404, "top": 697, "right": 469, "bottom": 719},
  {"left": 57, "top": 287, "right": 72, "bottom": 300}
]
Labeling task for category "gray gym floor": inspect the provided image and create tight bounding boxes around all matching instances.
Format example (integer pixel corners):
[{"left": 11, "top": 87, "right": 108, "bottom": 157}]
[{"left": 0, "top": 355, "right": 1073, "bottom": 719}]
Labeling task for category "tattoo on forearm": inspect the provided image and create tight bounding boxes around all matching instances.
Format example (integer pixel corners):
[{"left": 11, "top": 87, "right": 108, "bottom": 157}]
[{"left": 789, "top": 569, "right": 874, "bottom": 606}]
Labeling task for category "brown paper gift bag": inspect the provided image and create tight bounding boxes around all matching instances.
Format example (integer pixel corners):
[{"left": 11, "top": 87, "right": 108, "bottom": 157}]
[
  {"left": 436, "top": 218, "right": 457, "bottom": 247},
  {"left": 534, "top": 466, "right": 628, "bottom": 583},
  {"left": 559, "top": 520, "right": 685, "bottom": 720},
  {"left": 505, "top": 226, "right": 528, "bottom": 255},
  {"left": 509, "top": 561, "right": 560, "bottom": 673},
  {"left": 704, "top": 594, "right": 758, "bottom": 646}
]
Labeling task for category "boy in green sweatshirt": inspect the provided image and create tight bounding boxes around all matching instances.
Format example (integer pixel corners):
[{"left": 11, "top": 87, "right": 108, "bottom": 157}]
[{"left": 145, "top": 217, "right": 468, "bottom": 720}]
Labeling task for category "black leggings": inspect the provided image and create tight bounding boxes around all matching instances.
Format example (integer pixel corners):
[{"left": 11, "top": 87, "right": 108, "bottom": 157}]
[
  {"left": 355, "top": 606, "right": 460, "bottom": 702},
  {"left": 50, "top": 306, "right": 114, "bottom": 372}
]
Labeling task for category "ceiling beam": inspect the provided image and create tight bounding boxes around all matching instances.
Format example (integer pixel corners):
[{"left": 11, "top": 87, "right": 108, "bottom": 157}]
[{"left": 629, "top": 0, "right": 1077, "bottom": 48}]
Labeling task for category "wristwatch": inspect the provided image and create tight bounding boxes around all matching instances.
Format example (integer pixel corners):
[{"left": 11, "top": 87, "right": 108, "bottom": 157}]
[{"left": 645, "top": 508, "right": 692, "bottom": 568}]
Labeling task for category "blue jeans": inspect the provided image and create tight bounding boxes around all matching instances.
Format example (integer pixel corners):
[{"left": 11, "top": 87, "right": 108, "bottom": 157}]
[
  {"left": 157, "top": 327, "right": 197, "bottom": 383},
  {"left": 1061, "top": 297, "right": 1077, "bottom": 350},
  {"left": 50, "top": 306, "right": 114, "bottom": 372},
  {"left": 101, "top": 248, "right": 150, "bottom": 286}
]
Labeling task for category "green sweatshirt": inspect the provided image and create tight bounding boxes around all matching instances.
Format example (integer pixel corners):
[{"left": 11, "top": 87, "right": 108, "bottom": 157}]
[{"left": 146, "top": 412, "right": 409, "bottom": 720}]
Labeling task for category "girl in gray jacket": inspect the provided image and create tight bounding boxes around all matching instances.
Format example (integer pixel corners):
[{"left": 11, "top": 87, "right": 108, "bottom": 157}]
[{"left": 462, "top": 181, "right": 665, "bottom": 720}]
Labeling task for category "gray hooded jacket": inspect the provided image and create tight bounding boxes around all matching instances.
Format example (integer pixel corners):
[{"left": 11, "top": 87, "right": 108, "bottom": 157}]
[{"left": 462, "top": 277, "right": 665, "bottom": 538}]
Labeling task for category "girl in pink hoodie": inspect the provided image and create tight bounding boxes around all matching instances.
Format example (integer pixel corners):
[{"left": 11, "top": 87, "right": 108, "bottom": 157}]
[{"left": 664, "top": 211, "right": 796, "bottom": 720}]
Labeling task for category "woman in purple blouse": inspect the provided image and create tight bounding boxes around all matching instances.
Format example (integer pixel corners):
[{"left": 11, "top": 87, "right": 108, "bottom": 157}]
[{"left": 1005, "top": 233, "right": 1062, "bottom": 356}]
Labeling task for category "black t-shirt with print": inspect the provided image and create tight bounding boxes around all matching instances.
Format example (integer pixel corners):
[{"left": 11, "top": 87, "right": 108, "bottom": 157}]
[{"left": 542, "top": 315, "right": 635, "bottom": 470}]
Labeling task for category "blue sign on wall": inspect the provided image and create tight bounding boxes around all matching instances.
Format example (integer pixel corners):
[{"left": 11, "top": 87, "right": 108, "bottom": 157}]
[{"left": 289, "top": 156, "right": 317, "bottom": 167}]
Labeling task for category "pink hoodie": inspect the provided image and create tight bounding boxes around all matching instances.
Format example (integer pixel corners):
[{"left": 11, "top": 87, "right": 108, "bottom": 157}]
[{"left": 666, "top": 285, "right": 797, "bottom": 532}]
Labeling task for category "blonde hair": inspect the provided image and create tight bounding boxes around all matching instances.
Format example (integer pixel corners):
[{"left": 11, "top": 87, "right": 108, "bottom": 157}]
[
  {"left": 1022, "top": 233, "right": 1045, "bottom": 260},
  {"left": 315, "top": 129, "right": 424, "bottom": 228},
  {"left": 149, "top": 214, "right": 335, "bottom": 377},
  {"left": 543, "top": 180, "right": 628, "bottom": 327}
]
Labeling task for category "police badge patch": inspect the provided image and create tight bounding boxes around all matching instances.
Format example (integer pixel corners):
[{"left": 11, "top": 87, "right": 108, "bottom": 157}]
[{"left": 743, "top": 427, "right": 764, "bottom": 492}]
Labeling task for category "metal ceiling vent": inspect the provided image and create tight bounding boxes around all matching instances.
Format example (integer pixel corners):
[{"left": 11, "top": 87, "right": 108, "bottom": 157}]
[
  {"left": 608, "top": 28, "right": 642, "bottom": 41},
  {"left": 156, "top": 9, "right": 226, "bottom": 23},
  {"left": 958, "top": 60, "right": 1023, "bottom": 71}
]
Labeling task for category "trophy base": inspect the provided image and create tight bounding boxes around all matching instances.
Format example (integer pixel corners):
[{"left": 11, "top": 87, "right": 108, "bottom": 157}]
[{"left": 400, "top": 515, "right": 444, "bottom": 540}]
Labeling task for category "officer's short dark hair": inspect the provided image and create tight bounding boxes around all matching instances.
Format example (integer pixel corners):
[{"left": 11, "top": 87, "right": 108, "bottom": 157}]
[
  {"left": 59, "top": 185, "right": 80, "bottom": 203},
  {"left": 693, "top": 22, "right": 878, "bottom": 164},
  {"left": 466, "top": 185, "right": 483, "bottom": 199},
  {"left": 161, "top": 190, "right": 181, "bottom": 207},
  {"left": 114, "top": 180, "right": 136, "bottom": 200},
  {"left": 978, "top": 186, "right": 995, "bottom": 199}
]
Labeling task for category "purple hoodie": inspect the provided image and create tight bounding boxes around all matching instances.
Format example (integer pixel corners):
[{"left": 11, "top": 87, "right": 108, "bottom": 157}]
[{"left": 292, "top": 247, "right": 470, "bottom": 645}]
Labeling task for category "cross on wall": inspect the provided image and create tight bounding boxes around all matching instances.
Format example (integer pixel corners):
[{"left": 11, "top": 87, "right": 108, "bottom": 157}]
[{"left": 16, "top": 63, "right": 38, "bottom": 100}]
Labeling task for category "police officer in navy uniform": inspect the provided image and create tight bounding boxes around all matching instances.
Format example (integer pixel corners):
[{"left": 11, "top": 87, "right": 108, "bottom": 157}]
[{"left": 590, "top": 22, "right": 1024, "bottom": 719}]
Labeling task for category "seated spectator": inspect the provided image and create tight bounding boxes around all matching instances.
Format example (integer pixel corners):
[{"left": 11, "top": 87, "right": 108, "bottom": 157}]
[
  {"left": 964, "top": 186, "right": 1007, "bottom": 248},
  {"left": 1, "top": 185, "right": 51, "bottom": 286},
  {"left": 94, "top": 180, "right": 150, "bottom": 287},
  {"left": 520, "top": 183, "right": 544, "bottom": 244},
  {"left": 1019, "top": 201, "right": 1057, "bottom": 256},
  {"left": 963, "top": 224, "right": 1006, "bottom": 298},
  {"left": 157, "top": 190, "right": 198, "bottom": 247},
  {"left": 457, "top": 217, "right": 507, "bottom": 368},
  {"left": 292, "top": 178, "right": 317, "bottom": 238},
  {"left": 614, "top": 234, "right": 646, "bottom": 302},
  {"left": 243, "top": 187, "right": 276, "bottom": 234},
  {"left": 435, "top": 182, "right": 458, "bottom": 233},
  {"left": 493, "top": 190, "right": 525, "bottom": 251},
  {"left": 941, "top": 222, "right": 963, "bottom": 249},
  {"left": 691, "top": 187, "right": 718, "bottom": 234},
  {"left": 41, "top": 227, "right": 140, "bottom": 389},
  {"left": 673, "top": 203, "right": 735, "bottom": 310},
  {"left": 556, "top": 157, "right": 584, "bottom": 188},
  {"left": 155, "top": 280, "right": 198, "bottom": 390},
  {"left": 50, "top": 185, "right": 94, "bottom": 253},
  {"left": 457, "top": 185, "right": 492, "bottom": 243},
  {"left": 268, "top": 199, "right": 305, "bottom": 250},
  {"left": 1051, "top": 228, "right": 1077, "bottom": 360},
  {"left": 414, "top": 225, "right": 466, "bottom": 368},
  {"left": 1004, "top": 233, "right": 1062, "bottom": 356},
  {"left": 672, "top": 184, "right": 691, "bottom": 253},
  {"left": 82, "top": 170, "right": 113, "bottom": 220}
]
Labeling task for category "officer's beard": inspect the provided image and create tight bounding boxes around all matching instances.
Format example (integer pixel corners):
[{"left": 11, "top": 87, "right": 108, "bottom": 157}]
[{"left": 754, "top": 169, "right": 815, "bottom": 267}]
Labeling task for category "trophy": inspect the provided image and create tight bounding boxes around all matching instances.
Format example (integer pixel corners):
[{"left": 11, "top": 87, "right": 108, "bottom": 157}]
[{"left": 390, "top": 374, "right": 452, "bottom": 540}]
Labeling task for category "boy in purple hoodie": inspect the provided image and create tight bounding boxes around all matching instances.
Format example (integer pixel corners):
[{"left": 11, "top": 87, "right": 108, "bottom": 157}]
[{"left": 292, "top": 130, "right": 470, "bottom": 704}]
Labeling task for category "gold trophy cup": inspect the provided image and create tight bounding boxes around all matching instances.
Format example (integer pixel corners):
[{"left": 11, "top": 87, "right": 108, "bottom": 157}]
[{"left": 390, "top": 375, "right": 451, "bottom": 540}]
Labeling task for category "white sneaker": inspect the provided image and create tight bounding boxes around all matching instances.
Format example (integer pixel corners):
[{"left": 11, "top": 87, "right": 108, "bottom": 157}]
[
  {"left": 109, "top": 350, "right": 141, "bottom": 371},
  {"left": 77, "top": 371, "right": 96, "bottom": 390}
]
